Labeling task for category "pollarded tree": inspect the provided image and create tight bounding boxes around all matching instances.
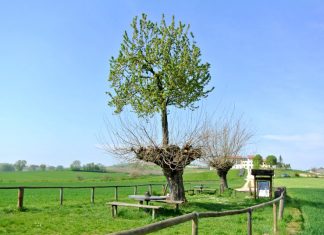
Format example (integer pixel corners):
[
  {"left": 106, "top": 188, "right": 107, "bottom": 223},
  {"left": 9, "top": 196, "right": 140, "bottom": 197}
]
[
  {"left": 203, "top": 117, "right": 252, "bottom": 192},
  {"left": 107, "top": 14, "right": 213, "bottom": 201}
]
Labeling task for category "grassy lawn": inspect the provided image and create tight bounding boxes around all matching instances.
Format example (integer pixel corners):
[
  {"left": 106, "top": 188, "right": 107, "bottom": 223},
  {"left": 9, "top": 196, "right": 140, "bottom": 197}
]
[
  {"left": 275, "top": 177, "right": 324, "bottom": 235},
  {"left": 0, "top": 168, "right": 323, "bottom": 234}
]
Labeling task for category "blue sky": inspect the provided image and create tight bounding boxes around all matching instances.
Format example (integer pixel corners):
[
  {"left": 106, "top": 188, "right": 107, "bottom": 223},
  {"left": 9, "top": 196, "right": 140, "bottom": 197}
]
[{"left": 0, "top": 1, "right": 323, "bottom": 169}]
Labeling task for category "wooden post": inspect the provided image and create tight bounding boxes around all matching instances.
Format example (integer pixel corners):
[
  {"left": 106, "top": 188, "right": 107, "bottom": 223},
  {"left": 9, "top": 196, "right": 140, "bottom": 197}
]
[
  {"left": 112, "top": 205, "right": 117, "bottom": 217},
  {"left": 254, "top": 176, "right": 257, "bottom": 199},
  {"left": 115, "top": 186, "right": 118, "bottom": 201},
  {"left": 192, "top": 213, "right": 198, "bottom": 235},
  {"left": 270, "top": 176, "right": 273, "bottom": 199},
  {"left": 279, "top": 197, "right": 284, "bottom": 220},
  {"left": 149, "top": 184, "right": 152, "bottom": 195},
  {"left": 247, "top": 209, "right": 252, "bottom": 235},
  {"left": 91, "top": 187, "right": 95, "bottom": 204},
  {"left": 273, "top": 202, "right": 277, "bottom": 233},
  {"left": 60, "top": 188, "right": 64, "bottom": 205},
  {"left": 134, "top": 186, "right": 138, "bottom": 195},
  {"left": 17, "top": 187, "right": 24, "bottom": 210}
]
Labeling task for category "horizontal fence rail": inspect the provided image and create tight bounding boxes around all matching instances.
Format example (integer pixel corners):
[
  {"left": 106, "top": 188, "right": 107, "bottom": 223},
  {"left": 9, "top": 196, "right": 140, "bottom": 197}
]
[
  {"left": 0, "top": 180, "right": 222, "bottom": 209},
  {"left": 0, "top": 183, "right": 167, "bottom": 209},
  {"left": 110, "top": 189, "right": 286, "bottom": 235}
]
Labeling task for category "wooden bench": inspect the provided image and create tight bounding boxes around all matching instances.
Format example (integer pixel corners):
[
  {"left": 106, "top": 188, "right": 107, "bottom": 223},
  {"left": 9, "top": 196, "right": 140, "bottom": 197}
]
[
  {"left": 154, "top": 200, "right": 184, "bottom": 211},
  {"left": 107, "top": 202, "right": 161, "bottom": 219}
]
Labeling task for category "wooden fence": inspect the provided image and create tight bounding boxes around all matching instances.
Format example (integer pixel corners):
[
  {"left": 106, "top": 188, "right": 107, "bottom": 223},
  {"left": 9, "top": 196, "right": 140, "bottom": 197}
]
[
  {"left": 0, "top": 183, "right": 166, "bottom": 209},
  {"left": 110, "top": 189, "right": 286, "bottom": 235},
  {"left": 0, "top": 180, "right": 221, "bottom": 210}
]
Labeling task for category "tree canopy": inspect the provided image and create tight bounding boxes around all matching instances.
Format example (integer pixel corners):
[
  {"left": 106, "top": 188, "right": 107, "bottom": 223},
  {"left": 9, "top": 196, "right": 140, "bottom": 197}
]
[
  {"left": 14, "top": 160, "right": 27, "bottom": 171},
  {"left": 107, "top": 13, "right": 213, "bottom": 145},
  {"left": 253, "top": 154, "right": 263, "bottom": 169},
  {"left": 266, "top": 155, "right": 277, "bottom": 167}
]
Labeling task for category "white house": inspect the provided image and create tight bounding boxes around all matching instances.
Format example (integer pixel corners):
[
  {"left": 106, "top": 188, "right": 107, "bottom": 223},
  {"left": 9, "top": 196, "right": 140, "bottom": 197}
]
[
  {"left": 231, "top": 155, "right": 254, "bottom": 171},
  {"left": 232, "top": 155, "right": 276, "bottom": 170}
]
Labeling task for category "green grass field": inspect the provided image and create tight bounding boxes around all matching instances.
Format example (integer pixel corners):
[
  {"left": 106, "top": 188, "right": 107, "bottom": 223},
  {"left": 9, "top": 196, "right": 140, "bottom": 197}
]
[{"left": 0, "top": 168, "right": 323, "bottom": 234}]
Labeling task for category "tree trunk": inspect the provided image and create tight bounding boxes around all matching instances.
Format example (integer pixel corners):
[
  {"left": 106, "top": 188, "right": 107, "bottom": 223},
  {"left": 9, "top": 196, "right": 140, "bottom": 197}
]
[
  {"left": 163, "top": 168, "right": 186, "bottom": 202},
  {"left": 216, "top": 169, "right": 229, "bottom": 192},
  {"left": 161, "top": 105, "right": 169, "bottom": 146}
]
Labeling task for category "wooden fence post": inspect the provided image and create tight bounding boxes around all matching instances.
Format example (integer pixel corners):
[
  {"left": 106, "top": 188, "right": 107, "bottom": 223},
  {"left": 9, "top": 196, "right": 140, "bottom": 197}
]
[
  {"left": 91, "top": 187, "right": 95, "bottom": 204},
  {"left": 247, "top": 208, "right": 252, "bottom": 235},
  {"left": 134, "top": 186, "right": 138, "bottom": 195},
  {"left": 60, "top": 188, "right": 64, "bottom": 205},
  {"left": 279, "top": 197, "right": 284, "bottom": 220},
  {"left": 17, "top": 187, "right": 24, "bottom": 210},
  {"left": 115, "top": 186, "right": 118, "bottom": 201},
  {"left": 273, "top": 202, "right": 277, "bottom": 233},
  {"left": 192, "top": 213, "right": 198, "bottom": 235}
]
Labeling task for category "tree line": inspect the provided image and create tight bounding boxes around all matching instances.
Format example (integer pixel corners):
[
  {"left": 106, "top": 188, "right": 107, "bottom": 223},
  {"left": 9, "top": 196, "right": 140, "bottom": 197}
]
[
  {"left": 0, "top": 160, "right": 108, "bottom": 173},
  {"left": 0, "top": 160, "right": 64, "bottom": 172},
  {"left": 70, "top": 160, "right": 107, "bottom": 172},
  {"left": 252, "top": 154, "right": 291, "bottom": 169}
]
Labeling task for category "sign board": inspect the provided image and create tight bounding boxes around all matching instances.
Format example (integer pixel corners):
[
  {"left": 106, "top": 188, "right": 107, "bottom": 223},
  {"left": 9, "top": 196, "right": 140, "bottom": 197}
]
[{"left": 257, "top": 181, "right": 270, "bottom": 197}]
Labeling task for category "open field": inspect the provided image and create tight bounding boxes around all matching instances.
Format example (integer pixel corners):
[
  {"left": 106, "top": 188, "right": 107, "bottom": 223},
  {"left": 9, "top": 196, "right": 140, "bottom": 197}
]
[
  {"left": 0, "top": 168, "right": 323, "bottom": 234},
  {"left": 275, "top": 177, "right": 324, "bottom": 235}
]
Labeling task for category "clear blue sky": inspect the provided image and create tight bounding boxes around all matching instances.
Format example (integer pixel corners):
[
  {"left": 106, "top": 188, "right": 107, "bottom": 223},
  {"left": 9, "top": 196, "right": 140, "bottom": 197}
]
[{"left": 1, "top": 1, "right": 323, "bottom": 169}]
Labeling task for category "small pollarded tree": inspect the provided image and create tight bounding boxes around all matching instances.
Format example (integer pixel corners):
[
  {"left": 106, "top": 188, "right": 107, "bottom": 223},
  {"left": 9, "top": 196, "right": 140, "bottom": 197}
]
[
  {"left": 106, "top": 14, "right": 213, "bottom": 201},
  {"left": 203, "top": 117, "right": 252, "bottom": 192}
]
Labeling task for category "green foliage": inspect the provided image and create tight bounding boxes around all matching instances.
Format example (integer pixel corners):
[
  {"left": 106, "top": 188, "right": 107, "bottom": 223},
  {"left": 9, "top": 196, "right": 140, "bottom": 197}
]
[
  {"left": 265, "top": 155, "right": 277, "bottom": 167},
  {"left": 14, "top": 160, "right": 27, "bottom": 171},
  {"left": 82, "top": 163, "right": 107, "bottom": 173},
  {"left": 253, "top": 154, "right": 263, "bottom": 169},
  {"left": 39, "top": 164, "right": 46, "bottom": 171},
  {"left": 107, "top": 13, "right": 213, "bottom": 117},
  {"left": 0, "top": 163, "right": 15, "bottom": 172},
  {"left": 70, "top": 160, "right": 81, "bottom": 171},
  {"left": 56, "top": 165, "right": 64, "bottom": 171}
]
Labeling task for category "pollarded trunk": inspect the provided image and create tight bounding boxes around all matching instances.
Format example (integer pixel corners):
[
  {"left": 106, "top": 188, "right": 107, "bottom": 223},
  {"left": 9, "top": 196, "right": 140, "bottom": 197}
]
[
  {"left": 216, "top": 168, "right": 229, "bottom": 192},
  {"left": 163, "top": 168, "right": 186, "bottom": 202}
]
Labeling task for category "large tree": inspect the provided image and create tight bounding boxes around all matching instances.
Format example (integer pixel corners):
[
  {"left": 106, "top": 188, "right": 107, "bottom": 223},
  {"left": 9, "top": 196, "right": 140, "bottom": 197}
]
[{"left": 107, "top": 14, "right": 213, "bottom": 201}]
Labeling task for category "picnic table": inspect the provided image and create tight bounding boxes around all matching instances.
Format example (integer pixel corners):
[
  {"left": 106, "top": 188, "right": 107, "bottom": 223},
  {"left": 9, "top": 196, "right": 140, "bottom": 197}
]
[
  {"left": 128, "top": 195, "right": 183, "bottom": 210},
  {"left": 128, "top": 195, "right": 168, "bottom": 205}
]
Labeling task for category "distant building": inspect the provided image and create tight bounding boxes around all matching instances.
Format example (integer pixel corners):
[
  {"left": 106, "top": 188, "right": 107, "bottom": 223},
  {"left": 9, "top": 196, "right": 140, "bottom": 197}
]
[
  {"left": 231, "top": 155, "right": 276, "bottom": 170},
  {"left": 231, "top": 156, "right": 254, "bottom": 171}
]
